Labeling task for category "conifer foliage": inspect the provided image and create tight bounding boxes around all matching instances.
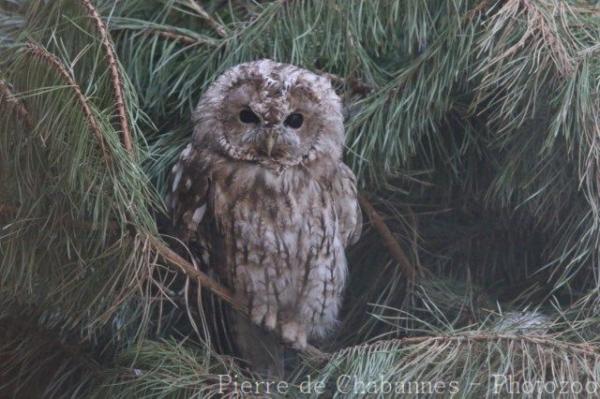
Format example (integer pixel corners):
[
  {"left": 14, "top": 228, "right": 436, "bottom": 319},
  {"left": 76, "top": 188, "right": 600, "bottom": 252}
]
[{"left": 1, "top": 0, "right": 599, "bottom": 397}]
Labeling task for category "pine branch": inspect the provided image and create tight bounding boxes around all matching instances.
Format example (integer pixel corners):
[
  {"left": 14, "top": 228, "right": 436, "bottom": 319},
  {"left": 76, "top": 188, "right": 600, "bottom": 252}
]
[
  {"left": 80, "top": 0, "right": 133, "bottom": 153},
  {"left": 148, "top": 236, "right": 236, "bottom": 307},
  {"left": 22, "top": 41, "right": 110, "bottom": 164}
]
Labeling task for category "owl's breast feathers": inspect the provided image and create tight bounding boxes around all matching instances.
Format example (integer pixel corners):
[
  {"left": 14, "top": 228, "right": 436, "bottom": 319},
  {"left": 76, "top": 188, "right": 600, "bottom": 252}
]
[
  {"left": 168, "top": 144, "right": 361, "bottom": 338},
  {"left": 168, "top": 143, "right": 361, "bottom": 251}
]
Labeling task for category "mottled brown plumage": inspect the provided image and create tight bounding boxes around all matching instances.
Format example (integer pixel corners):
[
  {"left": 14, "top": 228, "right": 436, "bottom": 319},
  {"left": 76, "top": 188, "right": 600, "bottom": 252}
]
[{"left": 167, "top": 60, "right": 361, "bottom": 373}]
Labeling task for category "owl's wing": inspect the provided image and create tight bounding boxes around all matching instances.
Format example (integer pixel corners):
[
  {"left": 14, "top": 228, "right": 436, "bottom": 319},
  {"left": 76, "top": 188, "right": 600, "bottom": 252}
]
[
  {"left": 166, "top": 143, "right": 241, "bottom": 357},
  {"left": 333, "top": 162, "right": 363, "bottom": 246},
  {"left": 166, "top": 143, "right": 211, "bottom": 246}
]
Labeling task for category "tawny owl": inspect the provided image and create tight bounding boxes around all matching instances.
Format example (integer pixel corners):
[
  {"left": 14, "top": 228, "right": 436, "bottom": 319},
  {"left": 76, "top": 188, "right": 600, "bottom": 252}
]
[{"left": 167, "top": 59, "right": 361, "bottom": 373}]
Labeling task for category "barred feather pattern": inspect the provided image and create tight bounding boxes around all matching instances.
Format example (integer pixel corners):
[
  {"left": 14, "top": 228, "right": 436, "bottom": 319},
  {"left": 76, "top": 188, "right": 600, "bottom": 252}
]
[{"left": 167, "top": 60, "right": 361, "bottom": 359}]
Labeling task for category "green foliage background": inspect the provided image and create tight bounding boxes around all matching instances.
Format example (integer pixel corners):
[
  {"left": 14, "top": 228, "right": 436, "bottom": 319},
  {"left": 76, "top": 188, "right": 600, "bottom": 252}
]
[{"left": 0, "top": 0, "right": 599, "bottom": 397}]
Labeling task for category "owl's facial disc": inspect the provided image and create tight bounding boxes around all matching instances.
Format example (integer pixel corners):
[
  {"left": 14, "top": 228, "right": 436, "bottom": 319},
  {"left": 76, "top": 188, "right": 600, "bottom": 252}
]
[
  {"left": 208, "top": 63, "right": 345, "bottom": 165},
  {"left": 193, "top": 60, "right": 344, "bottom": 166}
]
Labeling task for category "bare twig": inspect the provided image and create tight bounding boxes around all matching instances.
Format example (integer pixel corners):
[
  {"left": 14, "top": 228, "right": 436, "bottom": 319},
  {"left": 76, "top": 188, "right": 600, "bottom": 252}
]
[
  {"left": 358, "top": 194, "right": 419, "bottom": 281},
  {"left": 0, "top": 80, "right": 34, "bottom": 129},
  {"left": 80, "top": 0, "right": 133, "bottom": 153},
  {"left": 23, "top": 42, "right": 110, "bottom": 164},
  {"left": 187, "top": 0, "right": 227, "bottom": 38},
  {"left": 149, "top": 235, "right": 237, "bottom": 307}
]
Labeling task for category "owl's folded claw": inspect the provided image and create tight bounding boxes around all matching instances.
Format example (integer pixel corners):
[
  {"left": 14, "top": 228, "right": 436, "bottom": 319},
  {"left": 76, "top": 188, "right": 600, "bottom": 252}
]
[
  {"left": 264, "top": 311, "right": 277, "bottom": 331},
  {"left": 250, "top": 303, "right": 268, "bottom": 326},
  {"left": 281, "top": 320, "right": 307, "bottom": 350},
  {"left": 250, "top": 303, "right": 279, "bottom": 332}
]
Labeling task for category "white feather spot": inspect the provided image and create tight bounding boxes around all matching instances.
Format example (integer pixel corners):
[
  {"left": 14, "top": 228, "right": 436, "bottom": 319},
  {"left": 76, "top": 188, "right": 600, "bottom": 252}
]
[
  {"left": 169, "top": 196, "right": 178, "bottom": 211},
  {"left": 181, "top": 144, "right": 192, "bottom": 159},
  {"left": 201, "top": 252, "right": 209, "bottom": 264},
  {"left": 184, "top": 178, "right": 192, "bottom": 190},
  {"left": 192, "top": 205, "right": 207, "bottom": 223},
  {"left": 172, "top": 169, "right": 182, "bottom": 192}
]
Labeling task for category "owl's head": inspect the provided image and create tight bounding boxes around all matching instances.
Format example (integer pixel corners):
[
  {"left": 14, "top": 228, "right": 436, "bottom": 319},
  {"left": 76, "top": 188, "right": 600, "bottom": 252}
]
[{"left": 193, "top": 59, "right": 344, "bottom": 165}]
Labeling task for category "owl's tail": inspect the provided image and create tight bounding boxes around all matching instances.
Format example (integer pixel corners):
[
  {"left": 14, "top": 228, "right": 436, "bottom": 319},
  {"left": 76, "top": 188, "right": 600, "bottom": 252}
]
[{"left": 228, "top": 310, "right": 284, "bottom": 379}]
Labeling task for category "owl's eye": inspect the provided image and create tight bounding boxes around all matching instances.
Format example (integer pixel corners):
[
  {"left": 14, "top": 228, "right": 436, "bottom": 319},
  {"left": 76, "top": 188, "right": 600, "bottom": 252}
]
[
  {"left": 284, "top": 113, "right": 303, "bottom": 129},
  {"left": 239, "top": 109, "right": 260, "bottom": 124}
]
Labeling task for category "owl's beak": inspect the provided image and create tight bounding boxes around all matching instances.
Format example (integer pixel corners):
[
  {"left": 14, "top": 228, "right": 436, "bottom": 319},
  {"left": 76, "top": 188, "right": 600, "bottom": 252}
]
[{"left": 264, "top": 132, "right": 278, "bottom": 157}]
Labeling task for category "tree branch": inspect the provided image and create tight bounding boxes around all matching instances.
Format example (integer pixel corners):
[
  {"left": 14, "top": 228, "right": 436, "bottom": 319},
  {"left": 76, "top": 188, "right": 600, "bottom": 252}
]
[
  {"left": 23, "top": 42, "right": 111, "bottom": 165},
  {"left": 80, "top": 0, "right": 133, "bottom": 153}
]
